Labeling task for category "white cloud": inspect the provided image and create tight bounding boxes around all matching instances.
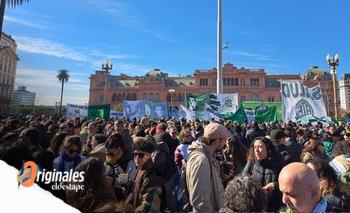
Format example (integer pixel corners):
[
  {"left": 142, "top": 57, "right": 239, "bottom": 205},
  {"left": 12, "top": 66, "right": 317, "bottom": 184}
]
[
  {"left": 4, "top": 15, "right": 47, "bottom": 29},
  {"left": 14, "top": 35, "right": 88, "bottom": 61}
]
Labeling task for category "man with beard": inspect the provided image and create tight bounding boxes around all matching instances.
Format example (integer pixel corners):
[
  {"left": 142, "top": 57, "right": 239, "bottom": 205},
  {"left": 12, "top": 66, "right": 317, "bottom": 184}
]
[{"left": 186, "top": 123, "right": 231, "bottom": 212}]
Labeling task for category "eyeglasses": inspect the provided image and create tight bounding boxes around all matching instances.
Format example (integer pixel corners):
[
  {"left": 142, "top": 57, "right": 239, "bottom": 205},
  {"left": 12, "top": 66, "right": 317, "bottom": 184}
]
[{"left": 133, "top": 152, "right": 147, "bottom": 158}]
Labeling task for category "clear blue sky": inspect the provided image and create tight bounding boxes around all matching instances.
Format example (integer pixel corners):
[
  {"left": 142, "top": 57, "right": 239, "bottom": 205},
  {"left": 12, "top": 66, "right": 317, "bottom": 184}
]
[{"left": 3, "top": 0, "right": 350, "bottom": 105}]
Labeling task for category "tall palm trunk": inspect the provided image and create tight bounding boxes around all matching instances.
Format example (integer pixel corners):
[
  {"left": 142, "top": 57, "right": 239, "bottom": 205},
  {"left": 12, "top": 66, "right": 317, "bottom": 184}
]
[
  {"left": 0, "top": 0, "right": 6, "bottom": 36},
  {"left": 59, "top": 80, "right": 64, "bottom": 116}
]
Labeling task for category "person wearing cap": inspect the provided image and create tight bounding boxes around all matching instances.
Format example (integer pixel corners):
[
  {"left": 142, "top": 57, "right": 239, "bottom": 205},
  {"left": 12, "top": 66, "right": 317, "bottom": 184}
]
[
  {"left": 186, "top": 122, "right": 232, "bottom": 212},
  {"left": 270, "top": 128, "right": 289, "bottom": 162},
  {"left": 132, "top": 137, "right": 166, "bottom": 212}
]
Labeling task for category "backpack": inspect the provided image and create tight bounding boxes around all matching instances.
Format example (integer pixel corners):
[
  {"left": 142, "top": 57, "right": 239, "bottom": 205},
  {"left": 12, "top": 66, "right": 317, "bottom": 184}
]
[
  {"left": 334, "top": 156, "right": 350, "bottom": 196},
  {"left": 164, "top": 164, "right": 192, "bottom": 212}
]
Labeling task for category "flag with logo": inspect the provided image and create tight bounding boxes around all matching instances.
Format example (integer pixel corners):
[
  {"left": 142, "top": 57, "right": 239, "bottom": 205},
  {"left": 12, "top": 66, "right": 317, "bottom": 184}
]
[
  {"left": 87, "top": 104, "right": 110, "bottom": 120},
  {"left": 281, "top": 81, "right": 327, "bottom": 121},
  {"left": 254, "top": 105, "right": 278, "bottom": 122},
  {"left": 185, "top": 93, "right": 238, "bottom": 115},
  {"left": 178, "top": 105, "right": 195, "bottom": 121},
  {"left": 124, "top": 101, "right": 168, "bottom": 120},
  {"left": 220, "top": 105, "right": 247, "bottom": 124},
  {"left": 66, "top": 104, "right": 88, "bottom": 119}
]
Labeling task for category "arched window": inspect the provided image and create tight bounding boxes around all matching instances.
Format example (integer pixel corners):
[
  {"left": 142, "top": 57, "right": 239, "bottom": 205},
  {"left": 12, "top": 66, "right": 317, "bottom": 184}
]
[
  {"left": 149, "top": 93, "right": 154, "bottom": 101},
  {"left": 200, "top": 79, "right": 203, "bottom": 86},
  {"left": 251, "top": 93, "right": 260, "bottom": 101},
  {"left": 177, "top": 93, "right": 182, "bottom": 102},
  {"left": 223, "top": 78, "right": 226, "bottom": 86},
  {"left": 235, "top": 78, "right": 238, "bottom": 86},
  {"left": 127, "top": 93, "right": 131, "bottom": 100},
  {"left": 132, "top": 93, "right": 137, "bottom": 101},
  {"left": 112, "top": 94, "right": 117, "bottom": 102},
  {"left": 117, "top": 94, "right": 121, "bottom": 102},
  {"left": 122, "top": 93, "right": 126, "bottom": 101},
  {"left": 155, "top": 93, "right": 160, "bottom": 102},
  {"left": 205, "top": 79, "right": 208, "bottom": 86},
  {"left": 230, "top": 78, "right": 234, "bottom": 86}
]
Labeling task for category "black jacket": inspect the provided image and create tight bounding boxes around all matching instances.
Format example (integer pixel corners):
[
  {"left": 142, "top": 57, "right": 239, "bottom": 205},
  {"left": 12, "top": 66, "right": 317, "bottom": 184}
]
[
  {"left": 243, "top": 154, "right": 285, "bottom": 212},
  {"left": 245, "top": 128, "right": 265, "bottom": 144}
]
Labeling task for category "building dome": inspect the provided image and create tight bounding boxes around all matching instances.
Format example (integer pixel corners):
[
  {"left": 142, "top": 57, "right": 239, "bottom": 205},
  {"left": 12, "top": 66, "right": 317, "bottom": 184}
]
[
  {"left": 302, "top": 66, "right": 332, "bottom": 81},
  {"left": 143, "top": 69, "right": 168, "bottom": 80}
]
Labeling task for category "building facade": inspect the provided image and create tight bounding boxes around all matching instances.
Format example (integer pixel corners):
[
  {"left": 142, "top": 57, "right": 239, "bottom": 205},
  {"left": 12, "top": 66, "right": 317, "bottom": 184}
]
[
  {"left": 12, "top": 86, "right": 36, "bottom": 106},
  {"left": 0, "top": 32, "right": 19, "bottom": 114},
  {"left": 339, "top": 74, "right": 350, "bottom": 112},
  {"left": 89, "top": 63, "right": 337, "bottom": 116}
]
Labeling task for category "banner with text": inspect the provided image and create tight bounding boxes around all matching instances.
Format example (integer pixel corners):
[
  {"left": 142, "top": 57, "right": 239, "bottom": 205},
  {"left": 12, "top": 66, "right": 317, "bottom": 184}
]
[
  {"left": 66, "top": 104, "right": 88, "bottom": 119},
  {"left": 281, "top": 81, "right": 327, "bottom": 121},
  {"left": 124, "top": 101, "right": 168, "bottom": 120}
]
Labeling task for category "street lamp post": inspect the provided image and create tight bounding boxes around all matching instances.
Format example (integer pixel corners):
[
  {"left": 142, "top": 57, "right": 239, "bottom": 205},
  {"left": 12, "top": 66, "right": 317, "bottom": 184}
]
[
  {"left": 168, "top": 89, "right": 175, "bottom": 110},
  {"left": 326, "top": 54, "right": 340, "bottom": 120},
  {"left": 102, "top": 60, "right": 113, "bottom": 104}
]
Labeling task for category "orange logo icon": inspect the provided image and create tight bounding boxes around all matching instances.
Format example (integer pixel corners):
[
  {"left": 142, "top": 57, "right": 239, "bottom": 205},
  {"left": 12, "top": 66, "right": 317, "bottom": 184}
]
[{"left": 17, "top": 161, "right": 38, "bottom": 188}]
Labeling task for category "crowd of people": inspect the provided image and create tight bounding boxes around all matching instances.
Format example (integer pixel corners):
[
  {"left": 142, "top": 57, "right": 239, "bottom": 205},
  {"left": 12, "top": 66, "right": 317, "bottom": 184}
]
[{"left": 1, "top": 113, "right": 350, "bottom": 212}]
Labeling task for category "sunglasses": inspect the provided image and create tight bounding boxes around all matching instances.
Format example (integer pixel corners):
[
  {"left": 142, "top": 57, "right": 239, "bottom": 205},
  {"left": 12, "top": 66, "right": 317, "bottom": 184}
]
[{"left": 133, "top": 152, "right": 148, "bottom": 158}]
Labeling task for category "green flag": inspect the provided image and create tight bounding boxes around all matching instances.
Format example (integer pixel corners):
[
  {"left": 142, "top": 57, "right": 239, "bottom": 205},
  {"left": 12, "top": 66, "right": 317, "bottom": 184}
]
[
  {"left": 220, "top": 105, "right": 247, "bottom": 124},
  {"left": 254, "top": 105, "right": 277, "bottom": 122},
  {"left": 88, "top": 104, "right": 110, "bottom": 120}
]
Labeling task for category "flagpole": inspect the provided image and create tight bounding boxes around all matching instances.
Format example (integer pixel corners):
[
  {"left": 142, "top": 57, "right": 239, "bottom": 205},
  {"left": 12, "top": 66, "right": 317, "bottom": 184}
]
[{"left": 217, "top": 0, "right": 223, "bottom": 94}]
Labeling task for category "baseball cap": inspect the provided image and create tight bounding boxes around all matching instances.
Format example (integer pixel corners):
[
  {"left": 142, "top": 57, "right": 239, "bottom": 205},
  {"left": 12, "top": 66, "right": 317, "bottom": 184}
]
[{"left": 203, "top": 123, "right": 231, "bottom": 140}]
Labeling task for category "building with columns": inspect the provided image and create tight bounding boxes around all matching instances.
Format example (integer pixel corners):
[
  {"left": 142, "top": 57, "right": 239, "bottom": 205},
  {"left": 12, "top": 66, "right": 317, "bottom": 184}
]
[
  {"left": 89, "top": 63, "right": 337, "bottom": 116},
  {"left": 0, "top": 32, "right": 19, "bottom": 114},
  {"left": 339, "top": 74, "right": 350, "bottom": 112}
]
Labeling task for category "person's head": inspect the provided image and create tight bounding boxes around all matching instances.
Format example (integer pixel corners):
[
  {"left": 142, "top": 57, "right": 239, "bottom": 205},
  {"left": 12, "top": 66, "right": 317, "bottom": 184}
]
[
  {"left": 133, "top": 137, "right": 155, "bottom": 168},
  {"left": 296, "top": 129, "right": 305, "bottom": 140},
  {"left": 329, "top": 124, "right": 336, "bottom": 135},
  {"left": 194, "top": 119, "right": 201, "bottom": 129},
  {"left": 156, "top": 123, "right": 167, "bottom": 134},
  {"left": 66, "top": 157, "right": 115, "bottom": 212},
  {"left": 41, "top": 114, "right": 48, "bottom": 123},
  {"left": 247, "top": 137, "right": 277, "bottom": 161},
  {"left": 251, "top": 121, "right": 259, "bottom": 130},
  {"left": 114, "top": 120, "right": 125, "bottom": 134},
  {"left": 179, "top": 127, "right": 192, "bottom": 143},
  {"left": 91, "top": 134, "right": 106, "bottom": 150},
  {"left": 278, "top": 162, "right": 321, "bottom": 212},
  {"left": 49, "top": 132, "right": 69, "bottom": 155},
  {"left": 61, "top": 136, "right": 82, "bottom": 159},
  {"left": 128, "top": 122, "right": 137, "bottom": 133},
  {"left": 105, "top": 133, "right": 125, "bottom": 166},
  {"left": 134, "top": 125, "right": 146, "bottom": 137},
  {"left": 224, "top": 175, "right": 267, "bottom": 212},
  {"left": 270, "top": 129, "right": 287, "bottom": 145},
  {"left": 306, "top": 159, "right": 340, "bottom": 196},
  {"left": 344, "top": 132, "right": 350, "bottom": 142},
  {"left": 105, "top": 122, "right": 114, "bottom": 135},
  {"left": 304, "top": 137, "right": 324, "bottom": 155},
  {"left": 168, "top": 126, "right": 178, "bottom": 139},
  {"left": 202, "top": 123, "right": 231, "bottom": 152},
  {"left": 19, "top": 127, "right": 40, "bottom": 150},
  {"left": 87, "top": 122, "right": 96, "bottom": 135},
  {"left": 332, "top": 140, "right": 350, "bottom": 157},
  {"left": 155, "top": 106, "right": 164, "bottom": 118}
]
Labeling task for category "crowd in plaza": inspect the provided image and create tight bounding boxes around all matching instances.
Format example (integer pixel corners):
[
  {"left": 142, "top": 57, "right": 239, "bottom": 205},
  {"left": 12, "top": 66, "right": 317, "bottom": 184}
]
[{"left": 1, "top": 113, "right": 350, "bottom": 212}]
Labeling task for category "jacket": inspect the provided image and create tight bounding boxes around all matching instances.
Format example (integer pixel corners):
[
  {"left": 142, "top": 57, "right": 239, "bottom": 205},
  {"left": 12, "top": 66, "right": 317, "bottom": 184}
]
[
  {"left": 186, "top": 140, "right": 224, "bottom": 212},
  {"left": 243, "top": 154, "right": 284, "bottom": 212},
  {"left": 154, "top": 132, "right": 178, "bottom": 180},
  {"left": 89, "top": 143, "right": 106, "bottom": 162},
  {"left": 285, "top": 138, "right": 304, "bottom": 163}
]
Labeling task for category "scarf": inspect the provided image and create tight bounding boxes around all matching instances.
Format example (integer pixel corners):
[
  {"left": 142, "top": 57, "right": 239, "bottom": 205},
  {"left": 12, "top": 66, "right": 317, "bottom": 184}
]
[{"left": 58, "top": 151, "right": 82, "bottom": 172}]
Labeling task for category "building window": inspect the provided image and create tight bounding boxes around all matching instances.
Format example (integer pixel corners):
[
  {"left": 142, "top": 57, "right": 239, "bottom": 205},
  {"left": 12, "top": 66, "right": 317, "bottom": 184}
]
[
  {"left": 155, "top": 93, "right": 160, "bottom": 102},
  {"left": 250, "top": 78, "right": 260, "bottom": 86},
  {"left": 251, "top": 93, "right": 260, "bottom": 101},
  {"left": 235, "top": 78, "right": 238, "bottom": 86},
  {"left": 223, "top": 78, "right": 226, "bottom": 86},
  {"left": 268, "top": 96, "right": 275, "bottom": 102},
  {"left": 205, "top": 79, "right": 208, "bottom": 86},
  {"left": 230, "top": 78, "right": 234, "bottom": 86},
  {"left": 200, "top": 79, "right": 203, "bottom": 86}
]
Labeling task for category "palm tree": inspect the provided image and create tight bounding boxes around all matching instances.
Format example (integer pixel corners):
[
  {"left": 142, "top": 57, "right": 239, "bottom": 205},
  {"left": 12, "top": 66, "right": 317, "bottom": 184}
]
[
  {"left": 57, "top": 69, "right": 70, "bottom": 116},
  {"left": 0, "top": 0, "right": 29, "bottom": 37}
]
